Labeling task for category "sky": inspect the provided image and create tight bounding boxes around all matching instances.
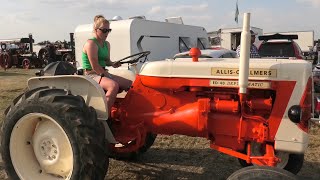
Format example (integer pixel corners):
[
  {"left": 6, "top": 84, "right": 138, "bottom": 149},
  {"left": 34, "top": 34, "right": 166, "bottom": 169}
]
[{"left": 1, "top": 0, "right": 320, "bottom": 43}]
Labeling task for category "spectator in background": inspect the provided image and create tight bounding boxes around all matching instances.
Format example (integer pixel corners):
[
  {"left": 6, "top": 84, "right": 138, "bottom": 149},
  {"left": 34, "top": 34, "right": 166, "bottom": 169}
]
[{"left": 236, "top": 30, "right": 260, "bottom": 58}]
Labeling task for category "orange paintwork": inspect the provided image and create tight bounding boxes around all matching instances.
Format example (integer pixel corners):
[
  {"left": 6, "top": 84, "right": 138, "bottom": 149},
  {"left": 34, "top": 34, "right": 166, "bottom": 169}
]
[
  {"left": 189, "top": 47, "right": 201, "bottom": 62},
  {"left": 299, "top": 77, "right": 312, "bottom": 132},
  {"left": 110, "top": 75, "right": 300, "bottom": 166}
]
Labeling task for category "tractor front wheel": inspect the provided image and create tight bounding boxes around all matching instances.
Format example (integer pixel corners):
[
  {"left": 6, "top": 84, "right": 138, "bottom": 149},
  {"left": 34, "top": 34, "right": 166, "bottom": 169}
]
[
  {"left": 238, "top": 143, "right": 304, "bottom": 175},
  {"left": 1, "top": 87, "right": 109, "bottom": 180},
  {"left": 227, "top": 166, "right": 297, "bottom": 180}
]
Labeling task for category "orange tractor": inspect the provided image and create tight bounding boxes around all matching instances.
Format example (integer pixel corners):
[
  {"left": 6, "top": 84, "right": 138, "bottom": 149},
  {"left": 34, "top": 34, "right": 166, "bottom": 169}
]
[{"left": 0, "top": 13, "right": 311, "bottom": 179}]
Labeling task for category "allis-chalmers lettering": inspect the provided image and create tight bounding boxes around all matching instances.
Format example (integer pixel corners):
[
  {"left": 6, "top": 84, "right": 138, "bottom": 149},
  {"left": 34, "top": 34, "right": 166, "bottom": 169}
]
[{"left": 211, "top": 68, "right": 277, "bottom": 77}]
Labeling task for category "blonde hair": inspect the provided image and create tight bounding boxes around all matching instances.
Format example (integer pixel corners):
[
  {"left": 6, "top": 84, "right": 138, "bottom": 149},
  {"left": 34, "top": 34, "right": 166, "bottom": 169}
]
[{"left": 93, "top": 15, "right": 109, "bottom": 31}]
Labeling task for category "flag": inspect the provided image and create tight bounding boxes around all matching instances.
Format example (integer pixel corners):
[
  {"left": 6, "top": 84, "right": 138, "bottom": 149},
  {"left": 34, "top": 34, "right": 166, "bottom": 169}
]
[{"left": 235, "top": 0, "right": 239, "bottom": 23}]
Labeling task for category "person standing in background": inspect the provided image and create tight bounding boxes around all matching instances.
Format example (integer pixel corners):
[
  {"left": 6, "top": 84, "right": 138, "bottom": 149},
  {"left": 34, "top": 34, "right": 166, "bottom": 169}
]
[{"left": 236, "top": 30, "right": 260, "bottom": 58}]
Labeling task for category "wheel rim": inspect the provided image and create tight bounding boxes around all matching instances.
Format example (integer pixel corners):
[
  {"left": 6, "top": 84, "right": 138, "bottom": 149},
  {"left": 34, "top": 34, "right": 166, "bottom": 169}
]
[
  {"left": 62, "top": 53, "right": 71, "bottom": 62},
  {"left": 10, "top": 113, "right": 73, "bottom": 179},
  {"left": 274, "top": 151, "right": 289, "bottom": 169},
  {"left": 22, "top": 59, "right": 30, "bottom": 69}
]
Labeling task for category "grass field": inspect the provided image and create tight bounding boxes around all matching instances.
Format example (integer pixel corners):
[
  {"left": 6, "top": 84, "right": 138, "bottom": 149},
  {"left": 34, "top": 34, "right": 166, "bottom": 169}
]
[{"left": 0, "top": 68, "right": 319, "bottom": 179}]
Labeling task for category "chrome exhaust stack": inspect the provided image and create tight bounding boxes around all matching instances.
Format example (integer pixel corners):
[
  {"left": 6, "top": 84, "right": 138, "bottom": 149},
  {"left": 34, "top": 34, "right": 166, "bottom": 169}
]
[{"left": 238, "top": 13, "right": 251, "bottom": 102}]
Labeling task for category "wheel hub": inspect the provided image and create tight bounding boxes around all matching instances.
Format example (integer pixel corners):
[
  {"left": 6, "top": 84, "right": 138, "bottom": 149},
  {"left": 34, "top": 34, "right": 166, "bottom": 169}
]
[
  {"left": 39, "top": 138, "right": 59, "bottom": 161},
  {"left": 33, "top": 119, "right": 73, "bottom": 176}
]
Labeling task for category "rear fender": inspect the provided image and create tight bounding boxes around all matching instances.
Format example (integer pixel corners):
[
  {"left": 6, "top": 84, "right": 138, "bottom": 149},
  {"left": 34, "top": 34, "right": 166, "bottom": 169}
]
[{"left": 28, "top": 75, "right": 108, "bottom": 119}]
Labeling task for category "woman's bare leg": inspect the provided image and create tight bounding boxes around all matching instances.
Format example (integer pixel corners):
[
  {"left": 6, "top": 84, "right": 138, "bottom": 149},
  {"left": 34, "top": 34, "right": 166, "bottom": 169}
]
[
  {"left": 93, "top": 76, "right": 119, "bottom": 113},
  {"left": 111, "top": 74, "right": 133, "bottom": 91}
]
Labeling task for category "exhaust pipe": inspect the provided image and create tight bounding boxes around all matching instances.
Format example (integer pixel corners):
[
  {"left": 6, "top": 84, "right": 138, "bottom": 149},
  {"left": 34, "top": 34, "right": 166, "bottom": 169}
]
[
  {"left": 237, "top": 13, "right": 252, "bottom": 143},
  {"left": 238, "top": 13, "right": 251, "bottom": 102},
  {"left": 29, "top": 33, "right": 33, "bottom": 53},
  {"left": 70, "top": 33, "right": 75, "bottom": 53}
]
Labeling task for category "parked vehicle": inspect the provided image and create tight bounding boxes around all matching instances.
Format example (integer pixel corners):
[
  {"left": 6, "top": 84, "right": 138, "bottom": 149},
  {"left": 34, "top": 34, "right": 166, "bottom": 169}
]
[
  {"left": 263, "top": 30, "right": 314, "bottom": 59},
  {"left": 38, "top": 33, "right": 75, "bottom": 66},
  {"left": 0, "top": 14, "right": 313, "bottom": 179},
  {"left": 174, "top": 48, "right": 237, "bottom": 59},
  {"left": 313, "top": 64, "right": 320, "bottom": 93},
  {"left": 258, "top": 33, "right": 305, "bottom": 59},
  {"left": 0, "top": 34, "right": 44, "bottom": 69}
]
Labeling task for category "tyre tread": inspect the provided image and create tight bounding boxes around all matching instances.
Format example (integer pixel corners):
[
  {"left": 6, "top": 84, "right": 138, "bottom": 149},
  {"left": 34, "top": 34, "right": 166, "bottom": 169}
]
[{"left": 1, "top": 87, "right": 109, "bottom": 180}]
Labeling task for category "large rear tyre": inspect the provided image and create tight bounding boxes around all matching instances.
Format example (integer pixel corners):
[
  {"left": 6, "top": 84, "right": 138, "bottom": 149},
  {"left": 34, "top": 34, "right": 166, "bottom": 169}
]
[
  {"left": 111, "top": 132, "right": 157, "bottom": 160},
  {"left": 227, "top": 166, "right": 298, "bottom": 180},
  {"left": 1, "top": 87, "right": 109, "bottom": 180}
]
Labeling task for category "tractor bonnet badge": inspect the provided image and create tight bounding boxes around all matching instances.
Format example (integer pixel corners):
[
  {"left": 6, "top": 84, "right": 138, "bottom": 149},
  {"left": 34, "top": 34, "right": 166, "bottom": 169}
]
[{"left": 211, "top": 68, "right": 277, "bottom": 78}]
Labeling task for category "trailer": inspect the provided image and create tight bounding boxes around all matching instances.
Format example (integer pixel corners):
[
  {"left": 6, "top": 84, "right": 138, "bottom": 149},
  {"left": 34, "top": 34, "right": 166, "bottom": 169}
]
[
  {"left": 74, "top": 17, "right": 210, "bottom": 69},
  {"left": 208, "top": 27, "right": 263, "bottom": 50}
]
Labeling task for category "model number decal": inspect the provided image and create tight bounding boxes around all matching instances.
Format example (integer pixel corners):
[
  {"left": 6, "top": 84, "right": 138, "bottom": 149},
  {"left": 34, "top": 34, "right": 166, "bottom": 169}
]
[
  {"left": 211, "top": 68, "right": 277, "bottom": 78},
  {"left": 210, "top": 80, "right": 271, "bottom": 89}
]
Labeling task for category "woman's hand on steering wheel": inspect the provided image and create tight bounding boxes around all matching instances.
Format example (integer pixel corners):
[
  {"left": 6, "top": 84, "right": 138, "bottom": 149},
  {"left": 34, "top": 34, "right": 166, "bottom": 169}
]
[
  {"left": 112, "top": 61, "right": 121, "bottom": 68},
  {"left": 115, "top": 51, "right": 151, "bottom": 65}
]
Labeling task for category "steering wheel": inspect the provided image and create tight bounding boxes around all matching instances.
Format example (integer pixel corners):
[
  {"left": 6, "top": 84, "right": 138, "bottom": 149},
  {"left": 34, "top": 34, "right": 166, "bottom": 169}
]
[{"left": 115, "top": 51, "right": 150, "bottom": 64}]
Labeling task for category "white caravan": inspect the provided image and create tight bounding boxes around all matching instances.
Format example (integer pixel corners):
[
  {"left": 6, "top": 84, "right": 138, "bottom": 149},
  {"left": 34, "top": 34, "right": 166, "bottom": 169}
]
[
  {"left": 74, "top": 17, "right": 210, "bottom": 70},
  {"left": 208, "top": 27, "right": 263, "bottom": 50}
]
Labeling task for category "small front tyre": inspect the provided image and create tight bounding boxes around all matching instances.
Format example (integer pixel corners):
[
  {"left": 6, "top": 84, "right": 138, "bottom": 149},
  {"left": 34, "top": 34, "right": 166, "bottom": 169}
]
[
  {"left": 238, "top": 143, "right": 304, "bottom": 175},
  {"left": 227, "top": 166, "right": 298, "bottom": 180}
]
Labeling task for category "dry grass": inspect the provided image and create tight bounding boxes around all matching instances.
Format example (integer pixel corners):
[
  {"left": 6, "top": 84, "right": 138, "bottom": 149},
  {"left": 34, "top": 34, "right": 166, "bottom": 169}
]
[
  {"left": 0, "top": 68, "right": 319, "bottom": 179},
  {"left": 0, "top": 69, "right": 36, "bottom": 121}
]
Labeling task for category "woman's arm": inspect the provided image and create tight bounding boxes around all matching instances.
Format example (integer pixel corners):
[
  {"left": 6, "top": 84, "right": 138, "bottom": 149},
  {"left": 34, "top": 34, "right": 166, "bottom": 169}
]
[
  {"left": 106, "top": 41, "right": 111, "bottom": 65},
  {"left": 85, "top": 40, "right": 106, "bottom": 74},
  {"left": 105, "top": 41, "right": 121, "bottom": 68}
]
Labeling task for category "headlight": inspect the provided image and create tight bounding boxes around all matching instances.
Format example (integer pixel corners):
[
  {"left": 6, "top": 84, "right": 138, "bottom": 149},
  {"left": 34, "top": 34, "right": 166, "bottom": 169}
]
[{"left": 288, "top": 105, "right": 302, "bottom": 123}]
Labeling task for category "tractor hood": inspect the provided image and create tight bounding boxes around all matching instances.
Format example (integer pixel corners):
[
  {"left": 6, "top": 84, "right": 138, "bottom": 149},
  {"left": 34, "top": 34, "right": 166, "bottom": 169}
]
[{"left": 139, "top": 58, "right": 312, "bottom": 80}]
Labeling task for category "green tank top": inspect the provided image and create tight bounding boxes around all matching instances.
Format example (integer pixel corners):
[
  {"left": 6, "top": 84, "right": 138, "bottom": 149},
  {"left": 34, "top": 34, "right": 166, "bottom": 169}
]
[{"left": 82, "top": 37, "right": 109, "bottom": 70}]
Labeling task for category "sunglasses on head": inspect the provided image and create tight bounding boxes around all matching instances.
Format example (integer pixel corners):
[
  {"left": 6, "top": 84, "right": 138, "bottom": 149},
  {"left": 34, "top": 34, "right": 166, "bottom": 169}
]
[{"left": 98, "top": 28, "right": 112, "bottom": 33}]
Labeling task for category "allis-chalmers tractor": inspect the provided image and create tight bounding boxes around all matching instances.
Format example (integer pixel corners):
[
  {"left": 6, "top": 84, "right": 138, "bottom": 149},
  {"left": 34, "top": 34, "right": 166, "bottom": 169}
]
[{"left": 0, "top": 14, "right": 311, "bottom": 179}]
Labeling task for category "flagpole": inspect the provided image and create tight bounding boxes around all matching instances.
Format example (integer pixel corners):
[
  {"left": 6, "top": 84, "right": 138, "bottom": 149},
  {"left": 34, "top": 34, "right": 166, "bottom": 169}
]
[{"left": 235, "top": 0, "right": 239, "bottom": 24}]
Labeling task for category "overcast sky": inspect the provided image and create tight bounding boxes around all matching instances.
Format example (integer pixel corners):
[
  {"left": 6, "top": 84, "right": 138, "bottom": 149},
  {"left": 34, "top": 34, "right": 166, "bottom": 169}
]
[{"left": 1, "top": 0, "right": 319, "bottom": 43}]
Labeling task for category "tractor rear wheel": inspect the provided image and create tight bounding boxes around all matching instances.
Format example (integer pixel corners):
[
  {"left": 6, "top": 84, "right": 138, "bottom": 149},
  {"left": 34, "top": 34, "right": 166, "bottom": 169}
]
[
  {"left": 227, "top": 166, "right": 298, "bottom": 180},
  {"left": 1, "top": 87, "right": 109, "bottom": 180},
  {"left": 111, "top": 132, "right": 157, "bottom": 160},
  {"left": 38, "top": 48, "right": 51, "bottom": 65}
]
